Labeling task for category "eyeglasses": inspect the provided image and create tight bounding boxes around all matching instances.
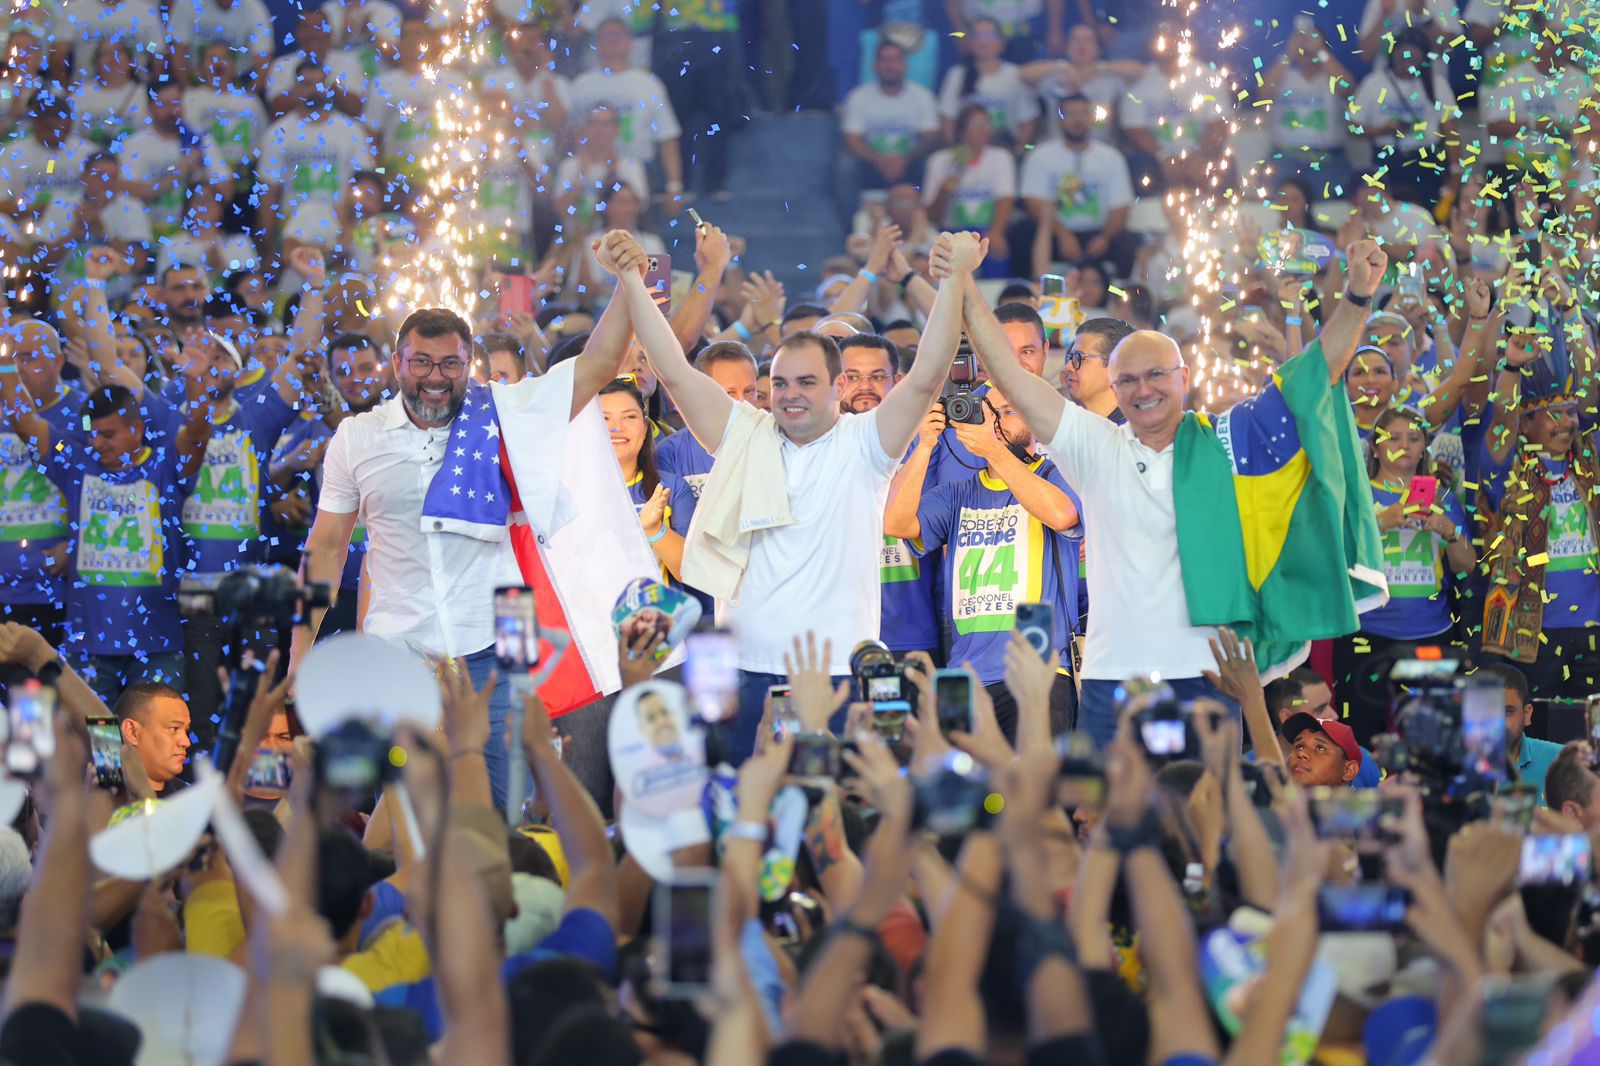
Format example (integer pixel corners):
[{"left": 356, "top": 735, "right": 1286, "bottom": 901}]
[
  {"left": 1067, "top": 345, "right": 1108, "bottom": 370},
  {"left": 841, "top": 371, "right": 892, "bottom": 386},
  {"left": 405, "top": 355, "right": 467, "bottom": 378},
  {"left": 1111, "top": 365, "right": 1184, "bottom": 391}
]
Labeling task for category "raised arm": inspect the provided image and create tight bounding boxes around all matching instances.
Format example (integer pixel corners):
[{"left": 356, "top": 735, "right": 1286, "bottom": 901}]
[
  {"left": 568, "top": 231, "right": 644, "bottom": 419},
  {"left": 0, "top": 337, "right": 50, "bottom": 459},
  {"left": 883, "top": 408, "right": 945, "bottom": 540},
  {"left": 873, "top": 231, "right": 977, "bottom": 457},
  {"left": 620, "top": 247, "right": 736, "bottom": 453},
  {"left": 1319, "top": 239, "right": 1388, "bottom": 384},
  {"left": 175, "top": 395, "right": 220, "bottom": 482},
  {"left": 961, "top": 274, "right": 1064, "bottom": 443},
  {"left": 669, "top": 222, "right": 732, "bottom": 351}
]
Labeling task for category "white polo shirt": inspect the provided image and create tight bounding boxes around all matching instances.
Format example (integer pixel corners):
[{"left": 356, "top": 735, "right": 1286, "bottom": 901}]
[
  {"left": 1044, "top": 404, "right": 1217, "bottom": 681},
  {"left": 727, "top": 409, "right": 899, "bottom": 675},
  {"left": 320, "top": 392, "right": 533, "bottom": 659}
]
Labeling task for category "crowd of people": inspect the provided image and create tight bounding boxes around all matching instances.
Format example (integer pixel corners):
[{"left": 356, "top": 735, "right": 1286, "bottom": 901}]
[{"left": 0, "top": 0, "right": 1596, "bottom": 1063}]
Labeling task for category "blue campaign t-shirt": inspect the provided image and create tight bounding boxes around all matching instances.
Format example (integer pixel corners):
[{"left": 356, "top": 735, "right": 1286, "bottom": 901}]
[
  {"left": 912, "top": 459, "right": 1081, "bottom": 684},
  {"left": 272, "top": 414, "right": 367, "bottom": 589},
  {"left": 0, "top": 387, "right": 86, "bottom": 607},
  {"left": 43, "top": 439, "right": 191, "bottom": 656},
  {"left": 1361, "top": 479, "right": 1468, "bottom": 640},
  {"left": 180, "top": 387, "right": 300, "bottom": 586},
  {"left": 1481, "top": 443, "right": 1600, "bottom": 629},
  {"left": 650, "top": 430, "right": 715, "bottom": 615},
  {"left": 882, "top": 440, "right": 940, "bottom": 653}
]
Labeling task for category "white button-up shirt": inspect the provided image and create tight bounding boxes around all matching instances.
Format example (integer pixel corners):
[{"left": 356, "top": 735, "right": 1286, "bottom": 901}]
[{"left": 320, "top": 395, "right": 523, "bottom": 658}]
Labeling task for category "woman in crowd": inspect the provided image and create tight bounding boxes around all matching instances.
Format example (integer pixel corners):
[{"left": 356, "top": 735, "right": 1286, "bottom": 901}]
[
  {"left": 937, "top": 16, "right": 1039, "bottom": 149},
  {"left": 922, "top": 104, "right": 1016, "bottom": 275},
  {"left": 600, "top": 378, "right": 684, "bottom": 580}
]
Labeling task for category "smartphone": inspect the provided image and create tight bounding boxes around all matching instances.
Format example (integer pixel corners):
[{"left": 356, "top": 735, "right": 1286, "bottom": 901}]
[
  {"left": 498, "top": 274, "right": 535, "bottom": 319},
  {"left": 1460, "top": 675, "right": 1507, "bottom": 782},
  {"left": 644, "top": 253, "right": 673, "bottom": 313},
  {"left": 493, "top": 586, "right": 541, "bottom": 672},
  {"left": 933, "top": 669, "right": 974, "bottom": 737},
  {"left": 652, "top": 870, "right": 716, "bottom": 997},
  {"left": 1056, "top": 731, "right": 1105, "bottom": 806},
  {"left": 685, "top": 629, "right": 738, "bottom": 722},
  {"left": 788, "top": 731, "right": 841, "bottom": 781},
  {"left": 1517, "top": 833, "right": 1592, "bottom": 887},
  {"left": 1014, "top": 602, "right": 1054, "bottom": 659},
  {"left": 871, "top": 699, "right": 911, "bottom": 742},
  {"left": 768, "top": 684, "right": 800, "bottom": 740},
  {"left": 1139, "top": 715, "right": 1188, "bottom": 757},
  {"left": 243, "top": 747, "right": 292, "bottom": 793},
  {"left": 1317, "top": 883, "right": 1410, "bottom": 932},
  {"left": 5, "top": 679, "right": 55, "bottom": 778},
  {"left": 687, "top": 207, "right": 706, "bottom": 230},
  {"left": 1308, "top": 788, "right": 1402, "bottom": 841},
  {"left": 1405, "top": 475, "right": 1438, "bottom": 515},
  {"left": 1039, "top": 273, "right": 1067, "bottom": 298},
  {"left": 1397, "top": 263, "right": 1426, "bottom": 303},
  {"left": 86, "top": 714, "right": 125, "bottom": 792}
]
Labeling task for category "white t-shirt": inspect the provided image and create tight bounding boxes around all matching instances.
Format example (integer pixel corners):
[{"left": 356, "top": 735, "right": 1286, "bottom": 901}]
[
  {"left": 840, "top": 81, "right": 940, "bottom": 157},
  {"left": 552, "top": 155, "right": 649, "bottom": 207},
  {"left": 70, "top": 82, "right": 146, "bottom": 148},
  {"left": 956, "top": 0, "right": 1042, "bottom": 23},
  {"left": 1019, "top": 140, "right": 1132, "bottom": 231},
  {"left": 167, "top": 0, "right": 274, "bottom": 58},
  {"left": 1270, "top": 65, "right": 1347, "bottom": 151},
  {"left": 118, "top": 126, "right": 231, "bottom": 231},
  {"left": 723, "top": 408, "right": 900, "bottom": 674},
  {"left": 1363, "top": 198, "right": 1446, "bottom": 249},
  {"left": 923, "top": 145, "right": 1016, "bottom": 230},
  {"left": 1351, "top": 67, "right": 1454, "bottom": 151},
  {"left": 183, "top": 87, "right": 268, "bottom": 170},
  {"left": 267, "top": 50, "right": 370, "bottom": 101},
  {"left": 1480, "top": 61, "right": 1587, "bottom": 139},
  {"left": 476, "top": 136, "right": 546, "bottom": 233},
  {"left": 321, "top": 0, "right": 402, "bottom": 50},
  {"left": 258, "top": 112, "right": 376, "bottom": 210},
  {"left": 52, "top": 0, "right": 162, "bottom": 72},
  {"left": 478, "top": 64, "right": 571, "bottom": 148},
  {"left": 568, "top": 66, "right": 682, "bottom": 164},
  {"left": 937, "top": 63, "right": 1040, "bottom": 140},
  {"left": 363, "top": 65, "right": 472, "bottom": 165},
  {"left": 1359, "top": 0, "right": 1462, "bottom": 39},
  {"left": 35, "top": 191, "right": 150, "bottom": 248},
  {"left": 1044, "top": 404, "right": 1217, "bottom": 679},
  {"left": 1032, "top": 64, "right": 1127, "bottom": 143},
  {"left": 0, "top": 132, "right": 96, "bottom": 210},
  {"left": 1120, "top": 65, "right": 1231, "bottom": 158},
  {"left": 158, "top": 231, "right": 258, "bottom": 274}
]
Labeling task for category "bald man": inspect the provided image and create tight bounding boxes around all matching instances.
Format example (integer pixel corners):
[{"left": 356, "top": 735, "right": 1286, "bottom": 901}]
[{"left": 963, "top": 240, "right": 1390, "bottom": 743}]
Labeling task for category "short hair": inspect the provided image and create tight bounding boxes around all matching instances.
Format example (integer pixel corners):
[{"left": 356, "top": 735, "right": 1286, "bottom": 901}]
[
  {"left": 995, "top": 301, "right": 1047, "bottom": 348},
  {"left": 86, "top": 385, "right": 140, "bottom": 424},
  {"left": 317, "top": 828, "right": 381, "bottom": 941},
  {"left": 329, "top": 332, "right": 376, "bottom": 359},
  {"left": 112, "top": 680, "right": 184, "bottom": 723},
  {"left": 1288, "top": 666, "right": 1326, "bottom": 691},
  {"left": 481, "top": 331, "right": 525, "bottom": 368},
  {"left": 242, "top": 807, "right": 285, "bottom": 859},
  {"left": 1112, "top": 283, "right": 1155, "bottom": 323},
  {"left": 838, "top": 333, "right": 899, "bottom": 376},
  {"left": 161, "top": 262, "right": 206, "bottom": 287},
  {"left": 506, "top": 831, "right": 559, "bottom": 882},
  {"left": 1057, "top": 91, "right": 1092, "bottom": 111},
  {"left": 695, "top": 340, "right": 757, "bottom": 375},
  {"left": 1475, "top": 661, "right": 1531, "bottom": 708},
  {"left": 781, "top": 302, "right": 828, "bottom": 328},
  {"left": 997, "top": 282, "right": 1036, "bottom": 304},
  {"left": 874, "top": 38, "right": 907, "bottom": 60},
  {"left": 1262, "top": 676, "right": 1304, "bottom": 720},
  {"left": 775, "top": 329, "right": 842, "bottom": 381},
  {"left": 1546, "top": 743, "right": 1598, "bottom": 812},
  {"left": 1075, "top": 316, "right": 1136, "bottom": 350},
  {"left": 395, "top": 308, "right": 471, "bottom": 356},
  {"left": 82, "top": 150, "right": 116, "bottom": 174}
]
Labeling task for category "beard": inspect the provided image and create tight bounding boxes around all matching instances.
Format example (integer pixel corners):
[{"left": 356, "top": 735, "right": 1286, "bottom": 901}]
[
  {"left": 842, "top": 391, "right": 883, "bottom": 414},
  {"left": 1002, "top": 431, "right": 1035, "bottom": 463},
  {"left": 403, "top": 377, "right": 465, "bottom": 425}
]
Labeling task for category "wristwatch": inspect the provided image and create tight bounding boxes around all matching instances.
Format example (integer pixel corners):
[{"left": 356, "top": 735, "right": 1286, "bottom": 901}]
[
  {"left": 1344, "top": 289, "right": 1373, "bottom": 308},
  {"left": 1106, "top": 810, "right": 1163, "bottom": 854}
]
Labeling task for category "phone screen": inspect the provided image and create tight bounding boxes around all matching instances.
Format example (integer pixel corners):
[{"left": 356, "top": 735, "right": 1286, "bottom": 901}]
[
  {"left": 1461, "top": 676, "right": 1507, "bottom": 782},
  {"left": 933, "top": 671, "right": 973, "bottom": 737},
  {"left": 1317, "top": 883, "right": 1409, "bottom": 931},
  {"left": 685, "top": 630, "right": 738, "bottom": 722},
  {"left": 493, "top": 586, "right": 540, "bottom": 671},
  {"left": 661, "top": 879, "right": 714, "bottom": 993},
  {"left": 6, "top": 680, "right": 55, "bottom": 777},
  {"left": 1039, "top": 273, "right": 1067, "bottom": 297},
  {"left": 86, "top": 716, "right": 124, "bottom": 791},
  {"left": 244, "top": 747, "right": 293, "bottom": 793},
  {"left": 788, "top": 732, "right": 841, "bottom": 780},
  {"left": 1139, "top": 717, "right": 1187, "bottom": 756},
  {"left": 1406, "top": 476, "right": 1439, "bottom": 514},
  {"left": 871, "top": 700, "right": 911, "bottom": 742},
  {"left": 1517, "top": 833, "right": 1592, "bottom": 886}
]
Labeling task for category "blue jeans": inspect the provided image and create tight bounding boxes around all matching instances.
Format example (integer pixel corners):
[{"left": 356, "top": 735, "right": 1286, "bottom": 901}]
[
  {"left": 728, "top": 670, "right": 851, "bottom": 767},
  {"left": 1077, "top": 676, "right": 1239, "bottom": 750},
  {"left": 80, "top": 652, "right": 185, "bottom": 709},
  {"left": 465, "top": 648, "right": 515, "bottom": 810}
]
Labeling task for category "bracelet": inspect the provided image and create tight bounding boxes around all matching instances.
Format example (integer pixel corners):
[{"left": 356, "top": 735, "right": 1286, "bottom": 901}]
[
  {"left": 647, "top": 525, "right": 667, "bottom": 543},
  {"left": 896, "top": 269, "right": 918, "bottom": 290},
  {"left": 727, "top": 820, "right": 767, "bottom": 842},
  {"left": 1284, "top": 316, "right": 1302, "bottom": 326},
  {"left": 1344, "top": 289, "right": 1372, "bottom": 308},
  {"left": 448, "top": 747, "right": 484, "bottom": 761},
  {"left": 858, "top": 268, "right": 879, "bottom": 284},
  {"left": 1105, "top": 810, "right": 1162, "bottom": 854},
  {"left": 80, "top": 277, "right": 107, "bottom": 291},
  {"left": 732, "top": 319, "right": 751, "bottom": 341}
]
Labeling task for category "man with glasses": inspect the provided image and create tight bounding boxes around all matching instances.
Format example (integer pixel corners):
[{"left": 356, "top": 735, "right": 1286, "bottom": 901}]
[
  {"left": 1061, "top": 317, "right": 1134, "bottom": 423},
  {"left": 293, "top": 233, "right": 638, "bottom": 803},
  {"left": 965, "top": 239, "right": 1390, "bottom": 744}
]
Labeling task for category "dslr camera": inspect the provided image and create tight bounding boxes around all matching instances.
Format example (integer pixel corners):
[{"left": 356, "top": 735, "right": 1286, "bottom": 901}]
[
  {"left": 939, "top": 347, "right": 984, "bottom": 425},
  {"left": 1373, "top": 657, "right": 1507, "bottom": 824},
  {"left": 1118, "top": 674, "right": 1221, "bottom": 764},
  {"left": 849, "top": 640, "right": 925, "bottom": 705}
]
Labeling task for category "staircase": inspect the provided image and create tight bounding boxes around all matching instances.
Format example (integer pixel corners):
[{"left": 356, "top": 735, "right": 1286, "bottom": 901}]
[{"left": 660, "top": 112, "right": 847, "bottom": 305}]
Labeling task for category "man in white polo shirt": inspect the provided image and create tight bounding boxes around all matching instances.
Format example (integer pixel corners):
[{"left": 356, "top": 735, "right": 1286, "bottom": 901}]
[
  {"left": 966, "top": 238, "right": 1388, "bottom": 744},
  {"left": 623, "top": 230, "right": 978, "bottom": 761}
]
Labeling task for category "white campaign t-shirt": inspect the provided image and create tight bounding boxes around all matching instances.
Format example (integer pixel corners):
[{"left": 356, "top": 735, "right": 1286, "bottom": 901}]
[
  {"left": 183, "top": 87, "right": 268, "bottom": 170},
  {"left": 364, "top": 65, "right": 472, "bottom": 165},
  {"left": 840, "top": 81, "right": 940, "bottom": 157},
  {"left": 725, "top": 409, "right": 900, "bottom": 675},
  {"left": 1359, "top": 0, "right": 1461, "bottom": 39},
  {"left": 0, "top": 133, "right": 96, "bottom": 211},
  {"left": 1270, "top": 65, "right": 1348, "bottom": 151},
  {"left": 552, "top": 155, "right": 649, "bottom": 206},
  {"left": 1480, "top": 62, "right": 1587, "bottom": 144},
  {"left": 922, "top": 145, "right": 1016, "bottom": 230},
  {"left": 321, "top": 0, "right": 403, "bottom": 50},
  {"left": 1120, "top": 65, "right": 1231, "bottom": 158},
  {"left": 53, "top": 0, "right": 162, "bottom": 72},
  {"left": 118, "top": 126, "right": 231, "bottom": 231},
  {"left": 1019, "top": 140, "right": 1132, "bottom": 231},
  {"left": 938, "top": 63, "right": 1040, "bottom": 140},
  {"left": 568, "top": 66, "right": 682, "bottom": 164},
  {"left": 34, "top": 191, "right": 150, "bottom": 250},
  {"left": 70, "top": 81, "right": 146, "bottom": 147},
  {"left": 478, "top": 64, "right": 571, "bottom": 148},
  {"left": 1044, "top": 404, "right": 1217, "bottom": 680},
  {"left": 167, "top": 0, "right": 275, "bottom": 59},
  {"left": 267, "top": 50, "right": 370, "bottom": 101},
  {"left": 258, "top": 113, "right": 376, "bottom": 211},
  {"left": 1351, "top": 68, "right": 1454, "bottom": 151}
]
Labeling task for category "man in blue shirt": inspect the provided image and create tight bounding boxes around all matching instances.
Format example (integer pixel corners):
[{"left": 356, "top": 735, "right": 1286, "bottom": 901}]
[{"left": 1478, "top": 662, "right": 1563, "bottom": 804}]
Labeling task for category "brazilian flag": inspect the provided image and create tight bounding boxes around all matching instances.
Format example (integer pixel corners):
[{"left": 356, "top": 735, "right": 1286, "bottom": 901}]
[{"left": 1173, "top": 340, "right": 1389, "bottom": 677}]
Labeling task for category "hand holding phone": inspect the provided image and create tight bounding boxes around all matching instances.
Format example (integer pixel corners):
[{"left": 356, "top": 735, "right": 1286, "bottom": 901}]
[
  {"left": 1405, "top": 475, "right": 1438, "bottom": 515},
  {"left": 932, "top": 669, "right": 975, "bottom": 737},
  {"left": 86, "top": 715, "right": 124, "bottom": 791},
  {"left": 494, "top": 586, "right": 541, "bottom": 672}
]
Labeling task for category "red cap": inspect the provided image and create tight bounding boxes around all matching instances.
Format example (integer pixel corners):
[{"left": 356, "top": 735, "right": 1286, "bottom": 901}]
[{"left": 1282, "top": 712, "right": 1361, "bottom": 765}]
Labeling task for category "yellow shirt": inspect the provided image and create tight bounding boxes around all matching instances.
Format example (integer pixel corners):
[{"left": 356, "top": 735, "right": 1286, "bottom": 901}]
[
  {"left": 341, "top": 921, "right": 432, "bottom": 992},
  {"left": 182, "top": 878, "right": 247, "bottom": 959}
]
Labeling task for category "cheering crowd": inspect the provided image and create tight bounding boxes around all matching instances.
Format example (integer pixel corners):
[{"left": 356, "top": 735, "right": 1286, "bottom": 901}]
[{"left": 0, "top": 0, "right": 1597, "bottom": 1063}]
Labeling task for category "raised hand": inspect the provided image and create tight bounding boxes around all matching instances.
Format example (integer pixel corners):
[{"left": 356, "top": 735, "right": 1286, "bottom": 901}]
[
  {"left": 1464, "top": 276, "right": 1493, "bottom": 320},
  {"left": 1200, "top": 627, "right": 1260, "bottom": 707},
  {"left": 638, "top": 483, "right": 669, "bottom": 538},
  {"left": 83, "top": 245, "right": 120, "bottom": 282},
  {"left": 286, "top": 245, "right": 326, "bottom": 289},
  {"left": 865, "top": 222, "right": 902, "bottom": 276},
  {"left": 694, "top": 222, "right": 732, "bottom": 278},
  {"left": 944, "top": 230, "right": 987, "bottom": 277},
  {"left": 1343, "top": 239, "right": 1388, "bottom": 298},
  {"left": 784, "top": 631, "right": 849, "bottom": 734}
]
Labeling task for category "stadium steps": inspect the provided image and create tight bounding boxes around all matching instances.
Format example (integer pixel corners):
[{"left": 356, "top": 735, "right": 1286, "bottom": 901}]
[{"left": 661, "top": 112, "right": 846, "bottom": 306}]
